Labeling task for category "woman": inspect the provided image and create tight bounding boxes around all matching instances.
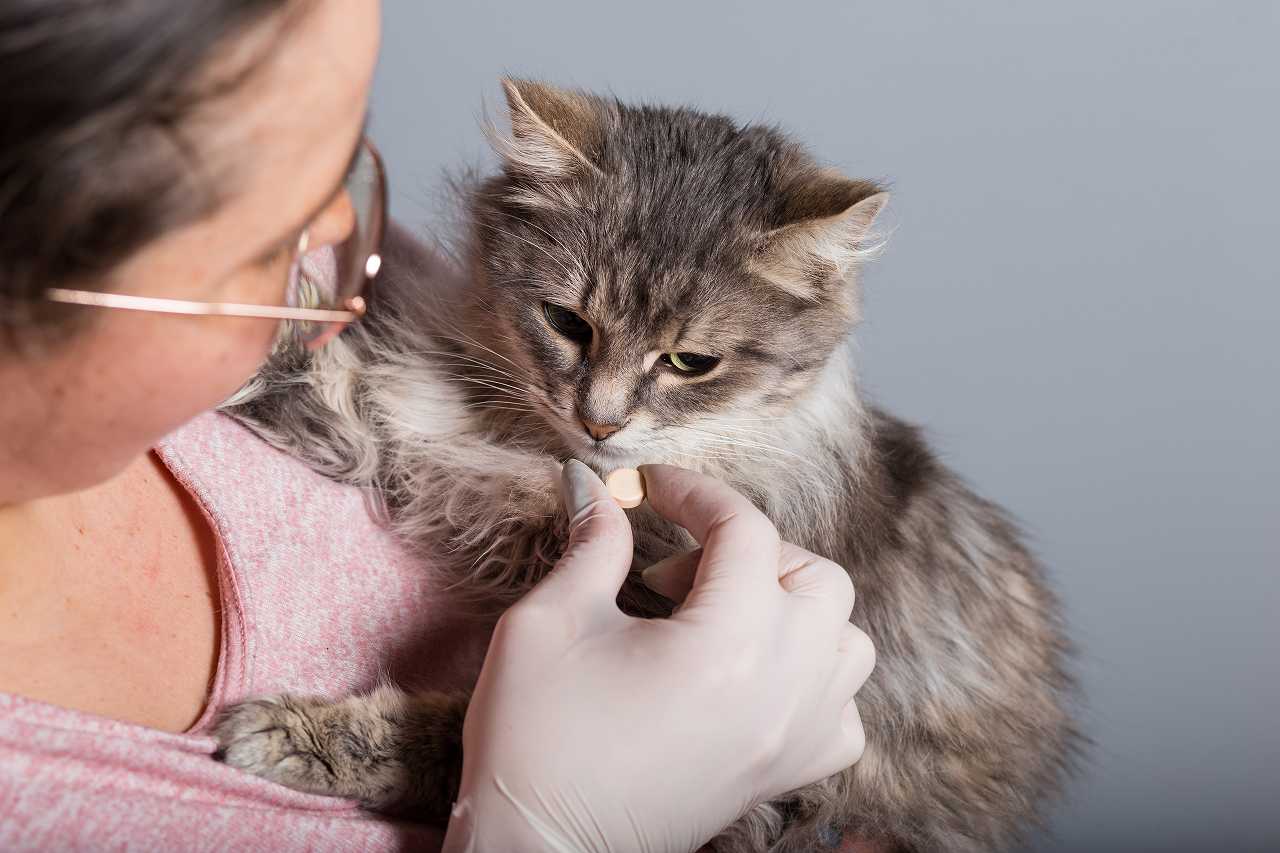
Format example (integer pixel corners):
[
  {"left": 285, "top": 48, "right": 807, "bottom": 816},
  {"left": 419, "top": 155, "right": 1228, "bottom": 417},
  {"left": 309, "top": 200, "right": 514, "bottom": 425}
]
[{"left": 0, "top": 2, "right": 876, "bottom": 850}]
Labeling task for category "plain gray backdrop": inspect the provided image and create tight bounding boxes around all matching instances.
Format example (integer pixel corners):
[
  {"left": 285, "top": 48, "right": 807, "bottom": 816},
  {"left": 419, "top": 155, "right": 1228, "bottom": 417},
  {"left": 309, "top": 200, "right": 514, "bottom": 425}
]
[{"left": 368, "top": 2, "right": 1279, "bottom": 850}]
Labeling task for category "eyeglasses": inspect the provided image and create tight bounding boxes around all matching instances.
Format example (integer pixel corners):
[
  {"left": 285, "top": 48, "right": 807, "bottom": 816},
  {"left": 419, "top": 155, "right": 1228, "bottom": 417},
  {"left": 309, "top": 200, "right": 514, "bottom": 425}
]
[{"left": 45, "top": 137, "right": 388, "bottom": 350}]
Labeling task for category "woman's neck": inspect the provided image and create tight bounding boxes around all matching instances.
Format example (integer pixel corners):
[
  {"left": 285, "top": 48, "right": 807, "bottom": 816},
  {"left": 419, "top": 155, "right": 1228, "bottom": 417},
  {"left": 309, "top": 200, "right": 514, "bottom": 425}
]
[{"left": 0, "top": 451, "right": 222, "bottom": 732}]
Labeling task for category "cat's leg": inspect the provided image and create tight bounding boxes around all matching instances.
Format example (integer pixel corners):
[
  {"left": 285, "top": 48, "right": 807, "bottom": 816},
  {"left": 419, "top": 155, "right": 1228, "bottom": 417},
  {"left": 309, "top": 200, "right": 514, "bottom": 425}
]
[
  {"left": 214, "top": 685, "right": 468, "bottom": 824},
  {"left": 391, "top": 437, "right": 695, "bottom": 609},
  {"left": 389, "top": 436, "right": 571, "bottom": 608}
]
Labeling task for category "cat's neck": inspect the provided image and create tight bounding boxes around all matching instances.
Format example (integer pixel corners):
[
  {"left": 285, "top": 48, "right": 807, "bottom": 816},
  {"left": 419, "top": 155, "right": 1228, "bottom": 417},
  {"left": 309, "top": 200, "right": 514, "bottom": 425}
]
[
  {"left": 780, "top": 338, "right": 868, "bottom": 452},
  {"left": 682, "top": 338, "right": 870, "bottom": 535},
  {"left": 744, "top": 337, "right": 868, "bottom": 466}
]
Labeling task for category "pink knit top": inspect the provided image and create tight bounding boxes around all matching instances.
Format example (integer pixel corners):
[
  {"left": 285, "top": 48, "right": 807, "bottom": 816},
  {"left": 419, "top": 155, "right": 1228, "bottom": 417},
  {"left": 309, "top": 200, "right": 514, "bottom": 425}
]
[{"left": 0, "top": 412, "right": 494, "bottom": 851}]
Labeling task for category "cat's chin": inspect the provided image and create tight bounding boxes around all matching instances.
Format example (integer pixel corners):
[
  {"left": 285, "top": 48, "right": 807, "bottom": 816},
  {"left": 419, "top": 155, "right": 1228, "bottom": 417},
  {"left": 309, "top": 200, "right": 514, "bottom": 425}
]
[
  {"left": 558, "top": 434, "right": 658, "bottom": 473},
  {"left": 539, "top": 417, "right": 651, "bottom": 470},
  {"left": 576, "top": 441, "right": 646, "bottom": 470},
  {"left": 561, "top": 430, "right": 710, "bottom": 475}
]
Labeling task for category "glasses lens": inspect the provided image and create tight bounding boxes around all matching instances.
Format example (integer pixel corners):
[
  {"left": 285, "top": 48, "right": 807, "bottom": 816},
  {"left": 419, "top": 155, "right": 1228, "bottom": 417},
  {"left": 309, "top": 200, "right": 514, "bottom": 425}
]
[
  {"left": 333, "top": 142, "right": 386, "bottom": 303},
  {"left": 283, "top": 140, "right": 387, "bottom": 348}
]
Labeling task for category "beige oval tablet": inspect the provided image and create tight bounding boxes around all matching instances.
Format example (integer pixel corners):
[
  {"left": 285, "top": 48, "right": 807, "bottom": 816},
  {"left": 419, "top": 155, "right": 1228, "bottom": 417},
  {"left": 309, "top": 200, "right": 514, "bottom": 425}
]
[{"left": 605, "top": 468, "right": 646, "bottom": 509}]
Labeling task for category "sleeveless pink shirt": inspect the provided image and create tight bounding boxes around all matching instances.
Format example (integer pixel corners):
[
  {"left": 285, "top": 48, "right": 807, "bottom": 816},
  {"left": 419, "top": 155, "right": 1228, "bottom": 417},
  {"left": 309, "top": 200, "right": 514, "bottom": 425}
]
[{"left": 0, "top": 412, "right": 494, "bottom": 851}]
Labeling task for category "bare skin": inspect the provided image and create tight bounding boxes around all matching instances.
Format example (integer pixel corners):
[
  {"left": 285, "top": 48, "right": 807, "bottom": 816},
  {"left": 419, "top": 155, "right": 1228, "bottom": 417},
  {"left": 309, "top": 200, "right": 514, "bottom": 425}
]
[
  {"left": 0, "top": 0, "right": 380, "bottom": 733},
  {"left": 0, "top": 453, "right": 219, "bottom": 732}
]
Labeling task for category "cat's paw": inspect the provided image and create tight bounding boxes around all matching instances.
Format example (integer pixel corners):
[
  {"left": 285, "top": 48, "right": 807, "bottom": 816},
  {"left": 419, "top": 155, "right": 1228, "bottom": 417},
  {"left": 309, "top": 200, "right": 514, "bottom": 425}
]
[
  {"left": 213, "top": 696, "right": 346, "bottom": 798},
  {"left": 215, "top": 689, "right": 433, "bottom": 811}
]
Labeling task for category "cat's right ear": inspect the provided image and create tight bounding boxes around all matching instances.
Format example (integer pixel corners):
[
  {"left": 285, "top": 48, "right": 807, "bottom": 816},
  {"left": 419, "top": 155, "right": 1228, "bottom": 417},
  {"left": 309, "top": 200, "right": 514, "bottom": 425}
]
[
  {"left": 494, "top": 78, "right": 610, "bottom": 181},
  {"left": 751, "top": 176, "right": 889, "bottom": 301}
]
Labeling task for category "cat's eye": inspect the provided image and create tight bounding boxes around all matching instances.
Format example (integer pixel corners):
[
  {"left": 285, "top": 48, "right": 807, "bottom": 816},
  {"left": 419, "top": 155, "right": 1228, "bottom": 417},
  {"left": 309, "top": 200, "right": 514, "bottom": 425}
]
[
  {"left": 662, "top": 352, "right": 721, "bottom": 375},
  {"left": 543, "top": 302, "right": 593, "bottom": 344}
]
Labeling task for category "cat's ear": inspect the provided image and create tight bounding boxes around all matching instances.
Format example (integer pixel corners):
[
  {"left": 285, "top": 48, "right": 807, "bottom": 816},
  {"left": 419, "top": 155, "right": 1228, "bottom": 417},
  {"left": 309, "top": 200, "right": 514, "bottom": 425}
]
[
  {"left": 496, "top": 78, "right": 608, "bottom": 180},
  {"left": 752, "top": 174, "right": 889, "bottom": 301}
]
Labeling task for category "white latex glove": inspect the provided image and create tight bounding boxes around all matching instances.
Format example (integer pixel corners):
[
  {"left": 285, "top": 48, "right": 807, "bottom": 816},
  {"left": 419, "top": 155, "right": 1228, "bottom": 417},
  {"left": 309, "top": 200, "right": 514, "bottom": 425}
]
[{"left": 441, "top": 461, "right": 876, "bottom": 853}]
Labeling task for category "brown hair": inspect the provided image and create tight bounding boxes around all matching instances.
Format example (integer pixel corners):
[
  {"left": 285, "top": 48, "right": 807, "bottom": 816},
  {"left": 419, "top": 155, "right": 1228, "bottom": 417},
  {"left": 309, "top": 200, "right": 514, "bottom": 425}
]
[{"left": 0, "top": 0, "right": 298, "bottom": 343}]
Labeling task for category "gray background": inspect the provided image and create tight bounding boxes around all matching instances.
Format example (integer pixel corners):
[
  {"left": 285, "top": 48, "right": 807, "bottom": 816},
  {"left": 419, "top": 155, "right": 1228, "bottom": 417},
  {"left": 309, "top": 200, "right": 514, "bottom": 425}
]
[{"left": 368, "top": 2, "right": 1279, "bottom": 850}]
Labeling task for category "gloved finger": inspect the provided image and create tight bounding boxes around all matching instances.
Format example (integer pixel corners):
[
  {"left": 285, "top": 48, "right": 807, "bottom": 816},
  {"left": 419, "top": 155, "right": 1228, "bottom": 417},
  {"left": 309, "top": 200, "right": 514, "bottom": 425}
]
[
  {"left": 812, "top": 700, "right": 867, "bottom": 779},
  {"left": 526, "top": 459, "right": 634, "bottom": 619},
  {"left": 777, "top": 544, "right": 856, "bottom": 619},
  {"left": 833, "top": 623, "right": 877, "bottom": 697},
  {"left": 638, "top": 548, "right": 703, "bottom": 603},
  {"left": 842, "top": 700, "right": 868, "bottom": 762},
  {"left": 646, "top": 542, "right": 852, "bottom": 610},
  {"left": 637, "top": 464, "right": 781, "bottom": 605}
]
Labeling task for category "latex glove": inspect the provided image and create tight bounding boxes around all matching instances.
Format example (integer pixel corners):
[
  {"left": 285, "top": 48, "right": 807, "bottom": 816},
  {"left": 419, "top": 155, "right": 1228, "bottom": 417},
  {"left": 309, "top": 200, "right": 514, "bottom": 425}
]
[{"left": 442, "top": 461, "right": 876, "bottom": 853}]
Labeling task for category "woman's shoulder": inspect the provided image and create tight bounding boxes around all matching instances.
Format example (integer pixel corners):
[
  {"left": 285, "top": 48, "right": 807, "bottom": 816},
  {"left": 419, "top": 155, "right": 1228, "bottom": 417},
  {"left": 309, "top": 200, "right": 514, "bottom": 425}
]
[
  {"left": 157, "top": 410, "right": 378, "bottom": 532},
  {"left": 156, "top": 412, "right": 491, "bottom": 708}
]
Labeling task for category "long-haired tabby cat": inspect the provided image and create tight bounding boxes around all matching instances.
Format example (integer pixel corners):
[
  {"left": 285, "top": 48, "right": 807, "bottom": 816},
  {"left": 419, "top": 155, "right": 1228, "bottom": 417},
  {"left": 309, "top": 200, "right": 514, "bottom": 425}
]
[{"left": 215, "top": 79, "right": 1079, "bottom": 852}]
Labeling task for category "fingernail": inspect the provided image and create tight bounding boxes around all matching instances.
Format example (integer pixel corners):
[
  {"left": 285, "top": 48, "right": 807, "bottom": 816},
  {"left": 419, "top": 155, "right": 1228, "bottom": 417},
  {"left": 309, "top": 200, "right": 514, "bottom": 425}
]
[{"left": 560, "top": 459, "right": 601, "bottom": 518}]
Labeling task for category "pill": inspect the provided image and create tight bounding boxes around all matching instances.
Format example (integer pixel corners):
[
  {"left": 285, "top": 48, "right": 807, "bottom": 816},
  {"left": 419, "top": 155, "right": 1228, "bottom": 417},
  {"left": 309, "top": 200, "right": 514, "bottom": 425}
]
[{"left": 605, "top": 468, "right": 646, "bottom": 509}]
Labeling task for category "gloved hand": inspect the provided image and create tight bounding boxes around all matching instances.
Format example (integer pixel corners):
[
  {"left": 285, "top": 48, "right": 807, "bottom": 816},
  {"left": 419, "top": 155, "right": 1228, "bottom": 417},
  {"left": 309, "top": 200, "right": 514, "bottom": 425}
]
[{"left": 441, "top": 461, "right": 876, "bottom": 853}]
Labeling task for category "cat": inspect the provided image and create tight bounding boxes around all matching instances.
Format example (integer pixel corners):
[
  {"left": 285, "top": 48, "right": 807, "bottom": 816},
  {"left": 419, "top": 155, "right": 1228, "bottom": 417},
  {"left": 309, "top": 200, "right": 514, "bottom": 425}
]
[{"left": 214, "top": 79, "right": 1080, "bottom": 853}]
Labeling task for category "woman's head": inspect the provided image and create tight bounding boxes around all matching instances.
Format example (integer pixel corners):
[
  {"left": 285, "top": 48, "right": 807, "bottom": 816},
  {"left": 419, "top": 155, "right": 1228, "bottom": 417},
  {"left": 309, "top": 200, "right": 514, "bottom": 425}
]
[{"left": 0, "top": 0, "right": 380, "bottom": 502}]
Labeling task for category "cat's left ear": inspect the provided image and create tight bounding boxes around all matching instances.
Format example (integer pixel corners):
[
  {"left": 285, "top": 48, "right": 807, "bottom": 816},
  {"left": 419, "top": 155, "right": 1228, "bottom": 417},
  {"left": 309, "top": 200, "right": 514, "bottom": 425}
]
[
  {"left": 752, "top": 175, "right": 889, "bottom": 301},
  {"left": 496, "top": 78, "right": 611, "bottom": 180}
]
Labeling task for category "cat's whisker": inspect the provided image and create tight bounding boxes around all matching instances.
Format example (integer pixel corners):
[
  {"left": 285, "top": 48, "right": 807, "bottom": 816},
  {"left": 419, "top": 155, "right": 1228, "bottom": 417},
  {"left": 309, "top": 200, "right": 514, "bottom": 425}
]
[
  {"left": 702, "top": 444, "right": 830, "bottom": 476},
  {"left": 430, "top": 323, "right": 527, "bottom": 374},
  {"left": 456, "top": 393, "right": 539, "bottom": 410},
  {"left": 459, "top": 407, "right": 538, "bottom": 418},
  {"left": 681, "top": 429, "right": 831, "bottom": 476},
  {"left": 718, "top": 414, "right": 785, "bottom": 422},
  {"left": 505, "top": 215, "right": 584, "bottom": 275},
  {"left": 433, "top": 361, "right": 525, "bottom": 381},
  {"left": 446, "top": 386, "right": 539, "bottom": 407},
  {"left": 706, "top": 412, "right": 783, "bottom": 422},
  {"left": 434, "top": 365, "right": 530, "bottom": 390},
  {"left": 464, "top": 293, "right": 504, "bottom": 321},
  {"left": 426, "top": 320, "right": 527, "bottom": 363},
  {"left": 475, "top": 221, "right": 582, "bottom": 283},
  {"left": 453, "top": 388, "right": 533, "bottom": 403},
  {"left": 643, "top": 437, "right": 743, "bottom": 466},
  {"left": 440, "top": 375, "right": 533, "bottom": 398},
  {"left": 451, "top": 388, "right": 534, "bottom": 403},
  {"left": 430, "top": 336, "right": 520, "bottom": 374},
  {"left": 698, "top": 423, "right": 786, "bottom": 440},
  {"left": 682, "top": 424, "right": 796, "bottom": 448},
  {"left": 461, "top": 403, "right": 539, "bottom": 417},
  {"left": 699, "top": 428, "right": 820, "bottom": 455},
  {"left": 459, "top": 382, "right": 561, "bottom": 424},
  {"left": 403, "top": 349, "right": 523, "bottom": 378},
  {"left": 427, "top": 360, "right": 533, "bottom": 393},
  {"left": 504, "top": 426, "right": 545, "bottom": 446}
]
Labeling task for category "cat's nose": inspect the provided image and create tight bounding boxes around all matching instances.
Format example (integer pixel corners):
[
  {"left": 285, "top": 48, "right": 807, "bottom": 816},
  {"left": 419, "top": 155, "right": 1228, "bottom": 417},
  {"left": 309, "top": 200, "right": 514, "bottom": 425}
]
[{"left": 581, "top": 419, "right": 624, "bottom": 441}]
